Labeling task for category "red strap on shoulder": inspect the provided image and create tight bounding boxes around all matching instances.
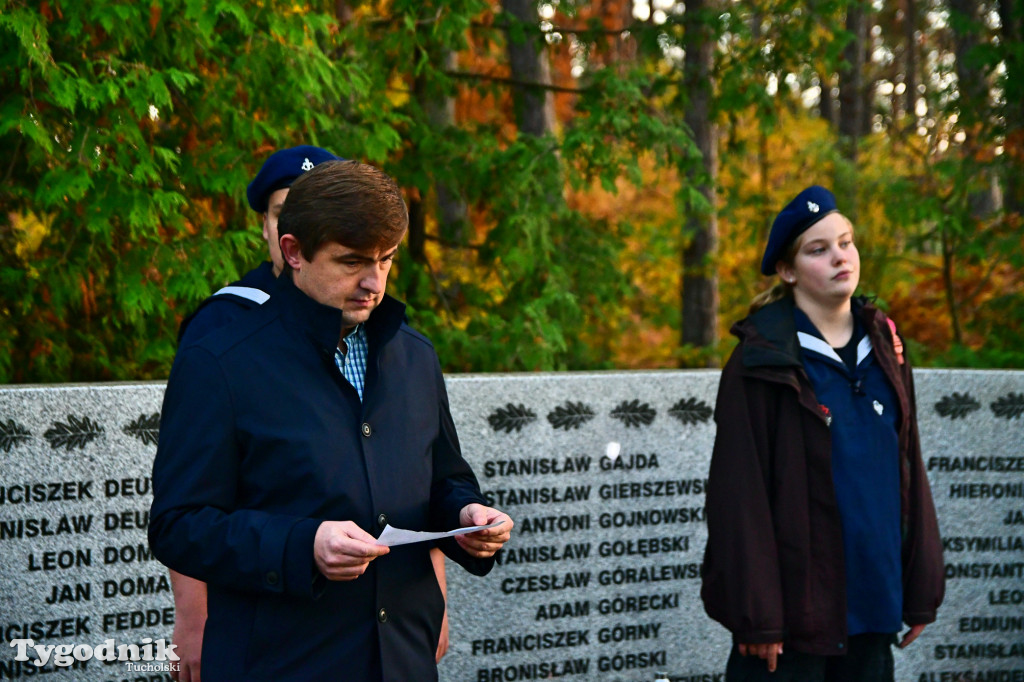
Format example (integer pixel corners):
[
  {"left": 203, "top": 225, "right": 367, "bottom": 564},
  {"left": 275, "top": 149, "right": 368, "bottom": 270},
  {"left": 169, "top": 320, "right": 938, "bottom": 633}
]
[{"left": 886, "top": 317, "right": 905, "bottom": 365}]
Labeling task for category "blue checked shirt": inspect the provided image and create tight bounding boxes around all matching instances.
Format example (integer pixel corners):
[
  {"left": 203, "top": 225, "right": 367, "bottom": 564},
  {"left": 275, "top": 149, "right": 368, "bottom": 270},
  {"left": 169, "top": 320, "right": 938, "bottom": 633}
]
[{"left": 334, "top": 324, "right": 368, "bottom": 401}]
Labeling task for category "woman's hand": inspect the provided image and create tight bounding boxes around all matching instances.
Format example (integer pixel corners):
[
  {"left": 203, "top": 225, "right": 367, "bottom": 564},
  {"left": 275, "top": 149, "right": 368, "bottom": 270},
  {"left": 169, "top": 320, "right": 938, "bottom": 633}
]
[{"left": 739, "top": 641, "right": 784, "bottom": 672}]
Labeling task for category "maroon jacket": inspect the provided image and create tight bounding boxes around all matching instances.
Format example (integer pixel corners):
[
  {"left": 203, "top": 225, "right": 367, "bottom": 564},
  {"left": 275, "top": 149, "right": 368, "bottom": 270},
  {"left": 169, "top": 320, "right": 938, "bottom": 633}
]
[{"left": 700, "top": 296, "right": 944, "bottom": 655}]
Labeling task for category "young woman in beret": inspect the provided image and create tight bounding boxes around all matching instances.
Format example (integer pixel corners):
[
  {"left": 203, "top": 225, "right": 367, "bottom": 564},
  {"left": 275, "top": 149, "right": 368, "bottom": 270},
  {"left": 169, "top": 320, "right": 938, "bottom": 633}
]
[{"left": 700, "top": 186, "right": 944, "bottom": 681}]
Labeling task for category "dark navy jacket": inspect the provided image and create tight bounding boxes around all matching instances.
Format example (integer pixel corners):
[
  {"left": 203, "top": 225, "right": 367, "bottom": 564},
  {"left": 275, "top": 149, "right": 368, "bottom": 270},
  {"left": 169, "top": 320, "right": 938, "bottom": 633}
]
[
  {"left": 177, "top": 261, "right": 276, "bottom": 346},
  {"left": 150, "top": 274, "right": 493, "bottom": 681},
  {"left": 793, "top": 305, "right": 903, "bottom": 635}
]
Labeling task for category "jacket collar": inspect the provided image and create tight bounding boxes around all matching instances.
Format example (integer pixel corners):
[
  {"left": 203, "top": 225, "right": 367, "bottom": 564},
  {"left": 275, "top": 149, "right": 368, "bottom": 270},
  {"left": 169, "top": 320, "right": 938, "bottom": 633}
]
[
  {"left": 272, "top": 274, "right": 407, "bottom": 353},
  {"left": 735, "top": 295, "right": 874, "bottom": 370},
  {"left": 237, "top": 260, "right": 277, "bottom": 291}
]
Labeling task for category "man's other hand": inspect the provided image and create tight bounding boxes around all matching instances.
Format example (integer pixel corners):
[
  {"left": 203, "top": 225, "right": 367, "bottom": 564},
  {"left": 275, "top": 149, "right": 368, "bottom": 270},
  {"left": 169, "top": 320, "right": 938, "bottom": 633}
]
[
  {"left": 314, "top": 521, "right": 390, "bottom": 581},
  {"left": 456, "top": 504, "right": 513, "bottom": 558}
]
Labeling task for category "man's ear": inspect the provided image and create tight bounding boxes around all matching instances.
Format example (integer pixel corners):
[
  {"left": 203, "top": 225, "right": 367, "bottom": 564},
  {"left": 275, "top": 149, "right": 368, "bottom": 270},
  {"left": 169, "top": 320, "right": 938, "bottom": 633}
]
[{"left": 279, "top": 234, "right": 304, "bottom": 271}]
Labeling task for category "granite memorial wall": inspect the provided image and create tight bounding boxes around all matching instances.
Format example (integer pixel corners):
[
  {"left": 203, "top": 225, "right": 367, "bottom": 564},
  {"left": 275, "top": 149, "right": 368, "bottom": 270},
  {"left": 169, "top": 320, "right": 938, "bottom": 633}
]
[{"left": 0, "top": 370, "right": 1021, "bottom": 681}]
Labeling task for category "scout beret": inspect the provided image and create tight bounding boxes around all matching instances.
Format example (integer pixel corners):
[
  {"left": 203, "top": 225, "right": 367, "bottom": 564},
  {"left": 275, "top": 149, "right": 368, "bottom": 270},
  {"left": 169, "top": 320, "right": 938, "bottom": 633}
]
[
  {"left": 760, "top": 185, "right": 839, "bottom": 275},
  {"left": 246, "top": 145, "right": 342, "bottom": 213}
]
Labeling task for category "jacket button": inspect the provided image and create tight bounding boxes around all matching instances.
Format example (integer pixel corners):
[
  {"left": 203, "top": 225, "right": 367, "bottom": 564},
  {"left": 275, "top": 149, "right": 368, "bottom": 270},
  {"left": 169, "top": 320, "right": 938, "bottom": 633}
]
[
  {"left": 266, "top": 571, "right": 279, "bottom": 586},
  {"left": 361, "top": 422, "right": 372, "bottom": 437},
  {"left": 377, "top": 513, "right": 388, "bottom": 528},
  {"left": 377, "top": 608, "right": 388, "bottom": 623}
]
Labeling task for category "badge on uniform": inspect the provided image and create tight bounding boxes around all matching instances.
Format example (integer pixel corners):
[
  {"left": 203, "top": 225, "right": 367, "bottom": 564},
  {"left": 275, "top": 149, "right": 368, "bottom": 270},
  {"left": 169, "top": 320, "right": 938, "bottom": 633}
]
[{"left": 873, "top": 400, "right": 884, "bottom": 416}]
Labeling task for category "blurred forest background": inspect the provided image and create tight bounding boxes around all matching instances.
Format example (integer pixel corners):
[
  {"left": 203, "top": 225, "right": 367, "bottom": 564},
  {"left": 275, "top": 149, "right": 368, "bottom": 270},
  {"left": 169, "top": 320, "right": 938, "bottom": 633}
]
[{"left": 1, "top": 0, "right": 1022, "bottom": 383}]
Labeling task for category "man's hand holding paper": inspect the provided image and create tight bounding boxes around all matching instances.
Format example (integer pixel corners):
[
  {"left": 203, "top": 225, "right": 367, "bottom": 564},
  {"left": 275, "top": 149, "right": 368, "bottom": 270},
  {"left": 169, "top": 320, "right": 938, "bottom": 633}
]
[{"left": 455, "top": 503, "right": 513, "bottom": 558}]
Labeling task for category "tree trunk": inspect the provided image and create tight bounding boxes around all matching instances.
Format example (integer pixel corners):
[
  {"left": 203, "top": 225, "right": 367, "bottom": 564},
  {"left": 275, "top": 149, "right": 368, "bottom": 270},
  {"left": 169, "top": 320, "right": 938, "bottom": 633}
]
[
  {"left": 334, "top": 0, "right": 352, "bottom": 23},
  {"left": 902, "top": 0, "right": 918, "bottom": 122},
  {"left": 838, "top": 0, "right": 867, "bottom": 162},
  {"left": 941, "top": 222, "right": 963, "bottom": 346},
  {"left": 861, "top": 76, "right": 875, "bottom": 137},
  {"left": 998, "top": 0, "right": 1023, "bottom": 216},
  {"left": 421, "top": 49, "right": 469, "bottom": 244},
  {"left": 502, "top": 0, "right": 556, "bottom": 136},
  {"left": 949, "top": 0, "right": 997, "bottom": 217},
  {"left": 949, "top": 0, "right": 987, "bottom": 126},
  {"left": 407, "top": 191, "right": 427, "bottom": 265},
  {"left": 819, "top": 72, "right": 836, "bottom": 126},
  {"left": 680, "top": 0, "right": 719, "bottom": 359}
]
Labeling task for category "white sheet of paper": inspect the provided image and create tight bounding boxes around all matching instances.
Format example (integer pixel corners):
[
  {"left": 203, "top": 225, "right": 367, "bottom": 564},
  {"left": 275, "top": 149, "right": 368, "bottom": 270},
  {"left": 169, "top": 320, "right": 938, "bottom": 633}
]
[{"left": 376, "top": 521, "right": 505, "bottom": 547}]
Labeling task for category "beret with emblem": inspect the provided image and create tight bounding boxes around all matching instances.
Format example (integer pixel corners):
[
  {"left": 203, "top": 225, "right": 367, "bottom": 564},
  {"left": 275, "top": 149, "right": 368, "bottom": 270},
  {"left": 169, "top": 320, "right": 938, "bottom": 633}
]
[
  {"left": 246, "top": 145, "right": 342, "bottom": 213},
  {"left": 760, "top": 185, "right": 839, "bottom": 275}
]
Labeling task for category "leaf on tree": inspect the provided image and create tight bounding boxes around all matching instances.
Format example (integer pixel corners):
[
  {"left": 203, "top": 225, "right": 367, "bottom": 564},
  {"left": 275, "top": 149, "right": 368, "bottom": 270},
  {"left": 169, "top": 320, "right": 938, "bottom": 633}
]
[
  {"left": 991, "top": 392, "right": 1024, "bottom": 420},
  {"left": 44, "top": 415, "right": 104, "bottom": 451},
  {"left": 934, "top": 392, "right": 981, "bottom": 420},
  {"left": 123, "top": 412, "right": 160, "bottom": 446},
  {"left": 547, "top": 401, "right": 595, "bottom": 431},
  {"left": 487, "top": 403, "right": 537, "bottom": 433},
  {"left": 668, "top": 397, "right": 713, "bottom": 425},
  {"left": 0, "top": 419, "right": 32, "bottom": 453},
  {"left": 609, "top": 399, "right": 656, "bottom": 428}
]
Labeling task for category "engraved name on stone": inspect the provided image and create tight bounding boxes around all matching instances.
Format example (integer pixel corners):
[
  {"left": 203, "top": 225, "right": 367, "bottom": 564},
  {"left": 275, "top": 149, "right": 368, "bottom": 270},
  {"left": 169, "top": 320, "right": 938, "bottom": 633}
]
[
  {"left": 924, "top": 387, "right": 1024, "bottom": 675},
  {"left": 465, "top": 390, "right": 714, "bottom": 682}
]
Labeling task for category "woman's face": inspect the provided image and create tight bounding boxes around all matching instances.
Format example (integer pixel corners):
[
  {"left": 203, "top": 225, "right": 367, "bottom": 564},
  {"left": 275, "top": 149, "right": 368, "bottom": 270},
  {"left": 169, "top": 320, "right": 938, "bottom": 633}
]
[{"left": 777, "top": 212, "right": 860, "bottom": 307}]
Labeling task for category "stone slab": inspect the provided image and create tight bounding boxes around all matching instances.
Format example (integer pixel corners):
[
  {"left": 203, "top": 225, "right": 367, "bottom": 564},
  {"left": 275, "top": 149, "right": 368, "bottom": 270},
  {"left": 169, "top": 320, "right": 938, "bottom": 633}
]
[{"left": 0, "top": 370, "right": 1021, "bottom": 681}]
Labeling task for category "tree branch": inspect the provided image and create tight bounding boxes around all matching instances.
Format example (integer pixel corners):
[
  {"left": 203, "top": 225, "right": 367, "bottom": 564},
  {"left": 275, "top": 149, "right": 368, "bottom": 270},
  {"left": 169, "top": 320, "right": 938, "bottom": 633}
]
[
  {"left": 444, "top": 69, "right": 589, "bottom": 94},
  {"left": 363, "top": 13, "right": 652, "bottom": 37},
  {"left": 474, "top": 20, "right": 652, "bottom": 37}
]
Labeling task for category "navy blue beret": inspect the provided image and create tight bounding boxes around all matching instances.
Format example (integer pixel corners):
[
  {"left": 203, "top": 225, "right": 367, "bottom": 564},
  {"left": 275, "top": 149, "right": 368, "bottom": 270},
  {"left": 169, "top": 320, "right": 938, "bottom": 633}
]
[
  {"left": 246, "top": 145, "right": 342, "bottom": 212},
  {"left": 760, "top": 185, "right": 839, "bottom": 275}
]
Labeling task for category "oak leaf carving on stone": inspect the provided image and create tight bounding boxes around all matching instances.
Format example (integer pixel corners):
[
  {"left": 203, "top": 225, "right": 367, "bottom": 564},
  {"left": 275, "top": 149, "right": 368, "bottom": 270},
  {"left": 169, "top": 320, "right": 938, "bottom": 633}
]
[
  {"left": 44, "top": 415, "right": 104, "bottom": 451},
  {"left": 487, "top": 403, "right": 537, "bottom": 433}
]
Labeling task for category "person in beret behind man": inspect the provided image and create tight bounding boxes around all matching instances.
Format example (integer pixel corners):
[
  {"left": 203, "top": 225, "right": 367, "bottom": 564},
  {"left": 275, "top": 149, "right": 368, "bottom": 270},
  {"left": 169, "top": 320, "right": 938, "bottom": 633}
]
[
  {"left": 177, "top": 145, "right": 341, "bottom": 346},
  {"left": 168, "top": 147, "right": 456, "bottom": 681},
  {"left": 700, "top": 185, "right": 944, "bottom": 681}
]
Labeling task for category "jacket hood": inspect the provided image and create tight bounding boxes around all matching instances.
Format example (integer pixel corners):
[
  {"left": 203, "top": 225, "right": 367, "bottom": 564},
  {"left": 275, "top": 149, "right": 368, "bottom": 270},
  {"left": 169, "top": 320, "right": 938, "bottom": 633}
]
[{"left": 732, "top": 296, "right": 803, "bottom": 369}]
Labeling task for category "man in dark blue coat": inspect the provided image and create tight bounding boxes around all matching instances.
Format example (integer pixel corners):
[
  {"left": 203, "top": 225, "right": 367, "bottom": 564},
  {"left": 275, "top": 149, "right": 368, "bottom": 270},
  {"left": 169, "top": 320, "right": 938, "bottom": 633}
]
[
  {"left": 170, "top": 144, "right": 343, "bottom": 680},
  {"left": 150, "top": 160, "right": 513, "bottom": 681}
]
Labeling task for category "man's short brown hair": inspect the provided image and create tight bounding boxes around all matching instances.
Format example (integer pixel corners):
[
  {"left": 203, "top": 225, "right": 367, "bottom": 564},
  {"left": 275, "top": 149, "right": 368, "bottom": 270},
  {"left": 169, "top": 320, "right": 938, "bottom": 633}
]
[{"left": 277, "top": 160, "right": 408, "bottom": 260}]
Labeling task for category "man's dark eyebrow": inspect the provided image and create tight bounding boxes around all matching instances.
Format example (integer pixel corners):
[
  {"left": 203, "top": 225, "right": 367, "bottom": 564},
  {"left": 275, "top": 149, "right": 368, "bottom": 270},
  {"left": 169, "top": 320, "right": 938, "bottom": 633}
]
[{"left": 336, "top": 248, "right": 399, "bottom": 263}]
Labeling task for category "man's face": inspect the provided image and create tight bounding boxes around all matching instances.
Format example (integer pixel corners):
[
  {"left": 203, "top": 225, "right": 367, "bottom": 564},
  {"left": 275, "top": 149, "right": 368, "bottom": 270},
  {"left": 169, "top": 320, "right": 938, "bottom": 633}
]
[
  {"left": 262, "top": 188, "right": 290, "bottom": 276},
  {"left": 281, "top": 235, "right": 399, "bottom": 335}
]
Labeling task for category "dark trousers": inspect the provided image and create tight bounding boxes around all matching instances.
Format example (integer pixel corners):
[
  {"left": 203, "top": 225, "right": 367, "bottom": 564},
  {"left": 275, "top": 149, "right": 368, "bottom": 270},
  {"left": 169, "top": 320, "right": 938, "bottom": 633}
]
[{"left": 725, "top": 634, "right": 896, "bottom": 682}]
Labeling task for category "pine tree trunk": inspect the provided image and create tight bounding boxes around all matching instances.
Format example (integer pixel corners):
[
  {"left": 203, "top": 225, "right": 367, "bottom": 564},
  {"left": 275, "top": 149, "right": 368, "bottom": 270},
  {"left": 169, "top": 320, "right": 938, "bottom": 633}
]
[
  {"left": 422, "top": 49, "right": 469, "bottom": 244},
  {"left": 903, "top": 0, "right": 918, "bottom": 122},
  {"left": 998, "top": 0, "right": 1023, "bottom": 216},
  {"left": 838, "top": 0, "right": 867, "bottom": 162},
  {"left": 950, "top": 0, "right": 997, "bottom": 218},
  {"left": 680, "top": 0, "right": 719, "bottom": 360},
  {"left": 502, "top": 0, "right": 556, "bottom": 136}
]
